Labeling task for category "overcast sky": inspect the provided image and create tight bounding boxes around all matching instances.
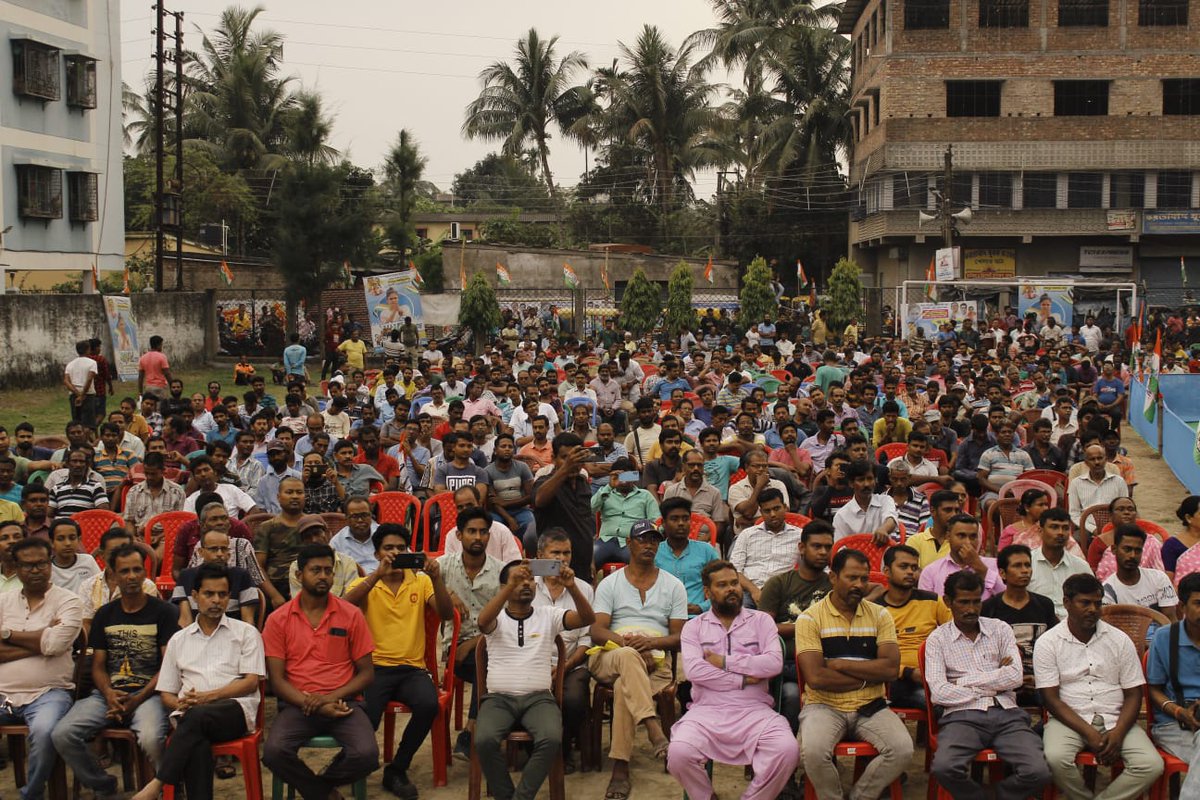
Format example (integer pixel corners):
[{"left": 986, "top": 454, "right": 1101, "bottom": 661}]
[{"left": 120, "top": 0, "right": 727, "bottom": 197}]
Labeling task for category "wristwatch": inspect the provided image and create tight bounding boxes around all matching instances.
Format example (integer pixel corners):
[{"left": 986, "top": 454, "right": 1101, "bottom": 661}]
[{"left": 1, "top": 629, "right": 11, "bottom": 642}]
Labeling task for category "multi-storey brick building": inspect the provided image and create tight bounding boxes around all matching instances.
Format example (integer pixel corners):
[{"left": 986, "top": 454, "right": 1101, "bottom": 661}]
[{"left": 840, "top": 0, "right": 1200, "bottom": 305}]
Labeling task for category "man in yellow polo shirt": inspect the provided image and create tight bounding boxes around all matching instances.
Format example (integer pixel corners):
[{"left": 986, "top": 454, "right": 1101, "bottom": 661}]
[
  {"left": 795, "top": 547, "right": 913, "bottom": 800},
  {"left": 346, "top": 523, "right": 454, "bottom": 800},
  {"left": 338, "top": 328, "right": 370, "bottom": 372},
  {"left": 904, "top": 488, "right": 961, "bottom": 567}
]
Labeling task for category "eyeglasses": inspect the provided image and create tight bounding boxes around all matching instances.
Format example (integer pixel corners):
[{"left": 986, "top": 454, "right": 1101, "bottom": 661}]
[
  {"left": 348, "top": 512, "right": 372, "bottom": 519},
  {"left": 16, "top": 560, "right": 50, "bottom": 572}
]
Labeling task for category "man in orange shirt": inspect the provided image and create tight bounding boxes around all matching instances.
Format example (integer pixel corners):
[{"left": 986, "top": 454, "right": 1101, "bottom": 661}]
[
  {"left": 517, "top": 415, "right": 554, "bottom": 471},
  {"left": 353, "top": 427, "right": 401, "bottom": 491},
  {"left": 262, "top": 544, "right": 378, "bottom": 799}
]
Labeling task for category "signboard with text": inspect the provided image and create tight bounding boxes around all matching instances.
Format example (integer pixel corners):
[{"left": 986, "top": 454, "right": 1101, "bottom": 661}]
[
  {"left": 1079, "top": 246, "right": 1133, "bottom": 268},
  {"left": 963, "top": 248, "right": 1016, "bottom": 279},
  {"left": 934, "top": 247, "right": 960, "bottom": 281},
  {"left": 1144, "top": 211, "right": 1200, "bottom": 235}
]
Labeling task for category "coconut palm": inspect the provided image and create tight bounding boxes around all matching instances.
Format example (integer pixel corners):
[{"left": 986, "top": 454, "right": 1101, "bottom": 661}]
[
  {"left": 462, "top": 28, "right": 588, "bottom": 204},
  {"left": 281, "top": 90, "right": 341, "bottom": 166}
]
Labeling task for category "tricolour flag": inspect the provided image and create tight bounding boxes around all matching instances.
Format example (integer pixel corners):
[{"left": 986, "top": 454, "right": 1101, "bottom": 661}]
[
  {"left": 90, "top": 262, "right": 99, "bottom": 291},
  {"left": 1183, "top": 256, "right": 1190, "bottom": 286},
  {"left": 496, "top": 263, "right": 512, "bottom": 286},
  {"left": 219, "top": 260, "right": 234, "bottom": 286},
  {"left": 1144, "top": 328, "right": 1162, "bottom": 423},
  {"left": 600, "top": 255, "right": 611, "bottom": 290},
  {"left": 408, "top": 260, "right": 425, "bottom": 290},
  {"left": 563, "top": 262, "right": 580, "bottom": 290},
  {"left": 796, "top": 259, "right": 808, "bottom": 287},
  {"left": 703, "top": 257, "right": 714, "bottom": 285},
  {"left": 924, "top": 256, "right": 937, "bottom": 301},
  {"left": 122, "top": 264, "right": 130, "bottom": 295},
  {"left": 343, "top": 260, "right": 353, "bottom": 284}
]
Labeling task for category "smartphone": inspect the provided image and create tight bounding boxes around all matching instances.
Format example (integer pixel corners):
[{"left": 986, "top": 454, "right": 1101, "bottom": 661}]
[
  {"left": 529, "top": 559, "right": 562, "bottom": 577},
  {"left": 391, "top": 552, "right": 427, "bottom": 570}
]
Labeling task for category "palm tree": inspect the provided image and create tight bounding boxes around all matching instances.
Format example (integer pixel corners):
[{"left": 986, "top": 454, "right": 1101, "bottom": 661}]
[
  {"left": 121, "top": 78, "right": 156, "bottom": 154},
  {"left": 281, "top": 90, "right": 340, "bottom": 166},
  {"left": 462, "top": 28, "right": 588, "bottom": 204},
  {"left": 688, "top": 0, "right": 843, "bottom": 78},
  {"left": 380, "top": 129, "right": 437, "bottom": 259}
]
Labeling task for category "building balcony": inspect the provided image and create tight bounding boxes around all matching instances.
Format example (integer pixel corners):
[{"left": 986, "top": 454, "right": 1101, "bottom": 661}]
[{"left": 850, "top": 207, "right": 1146, "bottom": 245}]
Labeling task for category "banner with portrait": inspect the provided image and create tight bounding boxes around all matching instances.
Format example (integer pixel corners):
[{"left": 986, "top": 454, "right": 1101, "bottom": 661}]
[
  {"left": 1018, "top": 285, "right": 1074, "bottom": 328},
  {"left": 102, "top": 296, "right": 140, "bottom": 381},
  {"left": 901, "top": 301, "right": 979, "bottom": 339},
  {"left": 363, "top": 270, "right": 424, "bottom": 350}
]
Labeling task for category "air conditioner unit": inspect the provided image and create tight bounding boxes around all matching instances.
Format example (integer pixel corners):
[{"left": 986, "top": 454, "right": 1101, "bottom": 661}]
[{"left": 450, "top": 222, "right": 461, "bottom": 240}]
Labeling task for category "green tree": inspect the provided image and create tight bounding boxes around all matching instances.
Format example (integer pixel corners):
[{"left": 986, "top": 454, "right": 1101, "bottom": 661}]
[
  {"left": 825, "top": 257, "right": 864, "bottom": 333},
  {"left": 380, "top": 130, "right": 436, "bottom": 263},
  {"left": 462, "top": 29, "right": 588, "bottom": 204},
  {"left": 620, "top": 268, "right": 661, "bottom": 336},
  {"left": 458, "top": 272, "right": 502, "bottom": 353},
  {"left": 664, "top": 261, "right": 696, "bottom": 335},
  {"left": 739, "top": 256, "right": 777, "bottom": 324},
  {"left": 415, "top": 247, "right": 445, "bottom": 293},
  {"left": 281, "top": 90, "right": 340, "bottom": 166}
]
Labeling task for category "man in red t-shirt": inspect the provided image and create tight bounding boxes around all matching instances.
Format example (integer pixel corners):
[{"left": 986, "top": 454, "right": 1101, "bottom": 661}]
[
  {"left": 262, "top": 543, "right": 377, "bottom": 799},
  {"left": 352, "top": 427, "right": 400, "bottom": 490},
  {"left": 138, "top": 335, "right": 172, "bottom": 401}
]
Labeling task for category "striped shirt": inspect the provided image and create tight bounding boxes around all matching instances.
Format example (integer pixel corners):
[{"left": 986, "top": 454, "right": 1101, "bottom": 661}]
[
  {"left": 157, "top": 615, "right": 265, "bottom": 731},
  {"left": 93, "top": 447, "right": 141, "bottom": 493},
  {"left": 48, "top": 478, "right": 108, "bottom": 515},
  {"left": 795, "top": 594, "right": 897, "bottom": 712},
  {"left": 924, "top": 617, "right": 1023, "bottom": 718},
  {"left": 729, "top": 523, "right": 804, "bottom": 588}
]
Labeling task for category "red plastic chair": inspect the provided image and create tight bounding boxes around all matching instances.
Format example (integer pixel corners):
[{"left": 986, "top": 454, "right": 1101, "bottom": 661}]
[
  {"left": 652, "top": 514, "right": 719, "bottom": 546},
  {"left": 420, "top": 491, "right": 459, "bottom": 554},
  {"left": 729, "top": 468, "right": 747, "bottom": 486},
  {"left": 796, "top": 651, "right": 904, "bottom": 800},
  {"left": 786, "top": 512, "right": 812, "bottom": 528},
  {"left": 997, "top": 479, "right": 1056, "bottom": 505},
  {"left": 383, "top": 608, "right": 460, "bottom": 787},
  {"left": 771, "top": 370, "right": 791, "bottom": 383},
  {"left": 927, "top": 448, "right": 948, "bottom": 469},
  {"left": 144, "top": 511, "right": 197, "bottom": 595},
  {"left": 162, "top": 681, "right": 265, "bottom": 800},
  {"left": 830, "top": 534, "right": 894, "bottom": 571},
  {"left": 918, "top": 482, "right": 943, "bottom": 501},
  {"left": 875, "top": 442, "right": 909, "bottom": 463},
  {"left": 128, "top": 463, "right": 146, "bottom": 483},
  {"left": 1018, "top": 469, "right": 1068, "bottom": 500},
  {"left": 71, "top": 510, "right": 127, "bottom": 556},
  {"left": 369, "top": 491, "right": 421, "bottom": 529},
  {"left": 869, "top": 570, "right": 890, "bottom": 589}
]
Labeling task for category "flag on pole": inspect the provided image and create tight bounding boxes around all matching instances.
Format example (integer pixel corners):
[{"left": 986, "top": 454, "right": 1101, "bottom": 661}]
[
  {"left": 563, "top": 262, "right": 580, "bottom": 290},
  {"left": 1144, "top": 328, "right": 1162, "bottom": 423},
  {"left": 496, "top": 263, "right": 512, "bottom": 286},
  {"left": 703, "top": 256, "right": 714, "bottom": 285},
  {"left": 600, "top": 250, "right": 611, "bottom": 290},
  {"left": 90, "top": 262, "right": 99, "bottom": 292},
  {"left": 1183, "top": 256, "right": 1189, "bottom": 286},
  {"left": 408, "top": 260, "right": 425, "bottom": 290},
  {"left": 809, "top": 283, "right": 817, "bottom": 308},
  {"left": 924, "top": 256, "right": 937, "bottom": 301},
  {"left": 459, "top": 237, "right": 467, "bottom": 289},
  {"left": 342, "top": 260, "right": 352, "bottom": 285},
  {"left": 121, "top": 264, "right": 130, "bottom": 295},
  {"left": 219, "top": 260, "right": 234, "bottom": 287},
  {"left": 796, "top": 259, "right": 808, "bottom": 288}
]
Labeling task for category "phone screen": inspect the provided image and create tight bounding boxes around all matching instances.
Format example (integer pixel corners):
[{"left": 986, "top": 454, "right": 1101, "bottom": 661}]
[
  {"left": 391, "top": 552, "right": 427, "bottom": 570},
  {"left": 529, "top": 559, "right": 562, "bottom": 577}
]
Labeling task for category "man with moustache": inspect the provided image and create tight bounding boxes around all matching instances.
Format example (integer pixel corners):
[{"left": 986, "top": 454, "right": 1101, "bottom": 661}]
[{"left": 667, "top": 560, "right": 799, "bottom": 800}]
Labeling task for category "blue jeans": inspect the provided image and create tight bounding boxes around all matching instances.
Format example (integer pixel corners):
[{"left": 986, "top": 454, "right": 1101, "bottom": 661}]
[
  {"left": 1152, "top": 720, "right": 1200, "bottom": 799},
  {"left": 0, "top": 689, "right": 72, "bottom": 800},
  {"left": 592, "top": 538, "right": 629, "bottom": 570},
  {"left": 51, "top": 690, "right": 169, "bottom": 791},
  {"left": 491, "top": 509, "right": 536, "bottom": 556}
]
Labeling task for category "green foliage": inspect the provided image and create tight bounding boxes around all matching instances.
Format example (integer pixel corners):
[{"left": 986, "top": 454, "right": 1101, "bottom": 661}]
[
  {"left": 458, "top": 272, "right": 502, "bottom": 345},
  {"left": 738, "top": 256, "right": 777, "bottom": 324},
  {"left": 664, "top": 261, "right": 696, "bottom": 335},
  {"left": 450, "top": 153, "right": 549, "bottom": 210},
  {"left": 123, "top": 148, "right": 258, "bottom": 246},
  {"left": 415, "top": 247, "right": 445, "bottom": 294},
  {"left": 825, "top": 257, "right": 864, "bottom": 333},
  {"left": 273, "top": 161, "right": 379, "bottom": 305},
  {"left": 480, "top": 217, "right": 559, "bottom": 248},
  {"left": 381, "top": 130, "right": 436, "bottom": 262},
  {"left": 620, "top": 268, "right": 662, "bottom": 336}
]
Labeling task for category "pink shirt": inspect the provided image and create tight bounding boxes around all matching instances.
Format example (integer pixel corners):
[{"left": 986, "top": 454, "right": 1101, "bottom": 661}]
[
  {"left": 138, "top": 350, "right": 170, "bottom": 388},
  {"left": 769, "top": 446, "right": 813, "bottom": 473}
]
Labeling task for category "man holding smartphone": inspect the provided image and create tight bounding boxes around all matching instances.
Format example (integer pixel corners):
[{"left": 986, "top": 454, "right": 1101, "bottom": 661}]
[
  {"left": 346, "top": 524, "right": 454, "bottom": 800},
  {"left": 532, "top": 434, "right": 595, "bottom": 580}
]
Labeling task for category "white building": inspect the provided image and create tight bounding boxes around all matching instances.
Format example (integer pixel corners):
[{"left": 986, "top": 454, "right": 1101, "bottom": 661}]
[{"left": 1, "top": 0, "right": 123, "bottom": 290}]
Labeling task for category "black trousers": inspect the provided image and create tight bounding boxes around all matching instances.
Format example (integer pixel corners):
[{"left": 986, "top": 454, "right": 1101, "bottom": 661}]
[
  {"left": 454, "top": 648, "right": 480, "bottom": 720},
  {"left": 364, "top": 665, "right": 439, "bottom": 774},
  {"left": 157, "top": 700, "right": 247, "bottom": 800},
  {"left": 262, "top": 701, "right": 379, "bottom": 800},
  {"left": 562, "top": 666, "right": 589, "bottom": 745}
]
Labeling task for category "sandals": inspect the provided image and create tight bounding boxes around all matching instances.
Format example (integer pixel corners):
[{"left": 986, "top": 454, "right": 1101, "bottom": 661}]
[
  {"left": 604, "top": 777, "right": 632, "bottom": 800},
  {"left": 215, "top": 755, "right": 237, "bottom": 780}
]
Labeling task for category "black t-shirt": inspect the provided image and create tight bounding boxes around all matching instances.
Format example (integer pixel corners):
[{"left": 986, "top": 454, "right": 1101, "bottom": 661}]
[
  {"left": 642, "top": 458, "right": 682, "bottom": 489},
  {"left": 532, "top": 470, "right": 595, "bottom": 579},
  {"left": 171, "top": 565, "right": 259, "bottom": 617},
  {"left": 88, "top": 597, "right": 180, "bottom": 693},
  {"left": 981, "top": 591, "right": 1058, "bottom": 676},
  {"left": 808, "top": 485, "right": 854, "bottom": 523}
]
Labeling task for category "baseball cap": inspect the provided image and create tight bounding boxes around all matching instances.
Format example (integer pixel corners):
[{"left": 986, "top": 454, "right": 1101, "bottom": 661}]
[
  {"left": 295, "top": 515, "right": 328, "bottom": 538},
  {"left": 266, "top": 439, "right": 287, "bottom": 454},
  {"left": 924, "top": 410, "right": 941, "bottom": 423},
  {"left": 951, "top": 382, "right": 968, "bottom": 391},
  {"left": 629, "top": 520, "right": 664, "bottom": 542}
]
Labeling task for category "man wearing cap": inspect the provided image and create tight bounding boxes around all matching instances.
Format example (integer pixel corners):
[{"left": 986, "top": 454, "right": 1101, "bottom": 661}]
[
  {"left": 287, "top": 516, "right": 362, "bottom": 598},
  {"left": 591, "top": 460, "right": 660, "bottom": 570},
  {"left": 590, "top": 520, "right": 686, "bottom": 800},
  {"left": 255, "top": 439, "right": 302, "bottom": 515}
]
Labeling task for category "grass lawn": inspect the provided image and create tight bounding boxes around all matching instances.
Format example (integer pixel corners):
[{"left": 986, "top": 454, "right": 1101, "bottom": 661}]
[{"left": 0, "top": 364, "right": 290, "bottom": 436}]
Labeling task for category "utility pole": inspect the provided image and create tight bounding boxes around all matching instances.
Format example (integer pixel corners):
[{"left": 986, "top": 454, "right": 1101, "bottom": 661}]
[
  {"left": 940, "top": 143, "right": 954, "bottom": 249},
  {"left": 715, "top": 169, "right": 736, "bottom": 260},
  {"left": 153, "top": 0, "right": 184, "bottom": 291}
]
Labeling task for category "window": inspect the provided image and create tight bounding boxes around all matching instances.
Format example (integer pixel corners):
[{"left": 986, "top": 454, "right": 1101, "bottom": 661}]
[
  {"left": 1068, "top": 173, "right": 1103, "bottom": 208},
  {"left": 1110, "top": 172, "right": 1145, "bottom": 208},
  {"left": 1054, "top": 80, "right": 1109, "bottom": 116},
  {"left": 16, "top": 165, "right": 63, "bottom": 219},
  {"left": 462, "top": 228, "right": 474, "bottom": 241},
  {"left": 415, "top": 228, "right": 428, "bottom": 241},
  {"left": 1163, "top": 79, "right": 1200, "bottom": 115},
  {"left": 65, "top": 56, "right": 97, "bottom": 109},
  {"left": 880, "top": 0, "right": 888, "bottom": 36},
  {"left": 1140, "top": 0, "right": 1187, "bottom": 24},
  {"left": 1157, "top": 171, "right": 1193, "bottom": 208},
  {"left": 979, "top": 172, "right": 1014, "bottom": 208},
  {"left": 1023, "top": 173, "right": 1058, "bottom": 208},
  {"left": 946, "top": 81, "right": 1002, "bottom": 117},
  {"left": 949, "top": 174, "right": 974, "bottom": 207},
  {"left": 892, "top": 174, "right": 929, "bottom": 208},
  {"left": 980, "top": 0, "right": 1029, "bottom": 26},
  {"left": 68, "top": 172, "right": 98, "bottom": 222},
  {"left": 12, "top": 39, "right": 61, "bottom": 101},
  {"left": 1058, "top": 0, "right": 1108, "bottom": 24},
  {"left": 905, "top": 0, "right": 950, "bottom": 28}
]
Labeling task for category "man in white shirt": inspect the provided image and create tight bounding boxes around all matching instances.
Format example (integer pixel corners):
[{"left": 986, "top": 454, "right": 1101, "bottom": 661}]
[
  {"left": 1079, "top": 315, "right": 1103, "bottom": 354},
  {"left": 130, "top": 562, "right": 265, "bottom": 800},
  {"left": 182, "top": 456, "right": 261, "bottom": 518},
  {"left": 730, "top": 488, "right": 803, "bottom": 607},
  {"left": 441, "top": 486, "right": 524, "bottom": 562},
  {"left": 1068, "top": 444, "right": 1129, "bottom": 530},
  {"left": 1034, "top": 572, "right": 1163, "bottom": 799},
  {"left": 832, "top": 461, "right": 899, "bottom": 545},
  {"left": 729, "top": 451, "right": 789, "bottom": 533},
  {"left": 328, "top": 496, "right": 380, "bottom": 573},
  {"left": 1102, "top": 524, "right": 1178, "bottom": 619},
  {"left": 475, "top": 558, "right": 594, "bottom": 800},
  {"left": 63, "top": 340, "right": 98, "bottom": 428},
  {"left": 1027, "top": 508, "right": 1093, "bottom": 619}
]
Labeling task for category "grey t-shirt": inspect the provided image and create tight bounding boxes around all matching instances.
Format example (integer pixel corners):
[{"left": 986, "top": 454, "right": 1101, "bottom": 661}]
[
  {"left": 485, "top": 461, "right": 533, "bottom": 504},
  {"left": 434, "top": 461, "right": 490, "bottom": 492}
]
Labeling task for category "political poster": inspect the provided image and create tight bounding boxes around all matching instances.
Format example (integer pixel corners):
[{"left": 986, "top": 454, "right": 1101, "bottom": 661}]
[
  {"left": 102, "top": 296, "right": 140, "bottom": 381},
  {"left": 364, "top": 270, "right": 424, "bottom": 350},
  {"left": 902, "top": 301, "right": 979, "bottom": 339},
  {"left": 963, "top": 248, "right": 1016, "bottom": 279},
  {"left": 1018, "top": 285, "right": 1074, "bottom": 328},
  {"left": 934, "top": 247, "right": 960, "bottom": 281}
]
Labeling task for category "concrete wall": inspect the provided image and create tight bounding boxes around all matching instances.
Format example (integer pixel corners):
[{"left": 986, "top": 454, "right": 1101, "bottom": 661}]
[
  {"left": 0, "top": 292, "right": 212, "bottom": 387},
  {"left": 444, "top": 242, "right": 740, "bottom": 291}
]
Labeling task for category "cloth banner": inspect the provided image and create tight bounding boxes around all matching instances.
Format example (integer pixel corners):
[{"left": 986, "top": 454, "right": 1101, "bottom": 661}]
[
  {"left": 1018, "top": 285, "right": 1074, "bottom": 328},
  {"left": 102, "top": 296, "right": 140, "bottom": 381},
  {"left": 901, "top": 302, "right": 979, "bottom": 339},
  {"left": 363, "top": 271, "right": 424, "bottom": 349}
]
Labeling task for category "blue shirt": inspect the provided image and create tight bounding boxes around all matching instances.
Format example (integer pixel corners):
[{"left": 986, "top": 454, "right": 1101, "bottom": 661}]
[
  {"left": 656, "top": 539, "right": 722, "bottom": 615},
  {"left": 874, "top": 394, "right": 909, "bottom": 419},
  {"left": 593, "top": 568, "right": 688, "bottom": 637},
  {"left": 1094, "top": 377, "right": 1125, "bottom": 406},
  {"left": 703, "top": 455, "right": 740, "bottom": 500},
  {"left": 1147, "top": 623, "right": 1200, "bottom": 704},
  {"left": 283, "top": 344, "right": 308, "bottom": 376},
  {"left": 255, "top": 467, "right": 301, "bottom": 514},
  {"left": 657, "top": 377, "right": 693, "bottom": 401},
  {"left": 205, "top": 427, "right": 238, "bottom": 449}
]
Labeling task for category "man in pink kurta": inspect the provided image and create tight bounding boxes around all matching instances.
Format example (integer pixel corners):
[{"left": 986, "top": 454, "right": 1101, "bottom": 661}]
[{"left": 667, "top": 560, "right": 800, "bottom": 800}]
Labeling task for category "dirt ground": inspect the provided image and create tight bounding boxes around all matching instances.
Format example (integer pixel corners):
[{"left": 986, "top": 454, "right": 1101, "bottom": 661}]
[{"left": 0, "top": 426, "right": 1178, "bottom": 800}]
